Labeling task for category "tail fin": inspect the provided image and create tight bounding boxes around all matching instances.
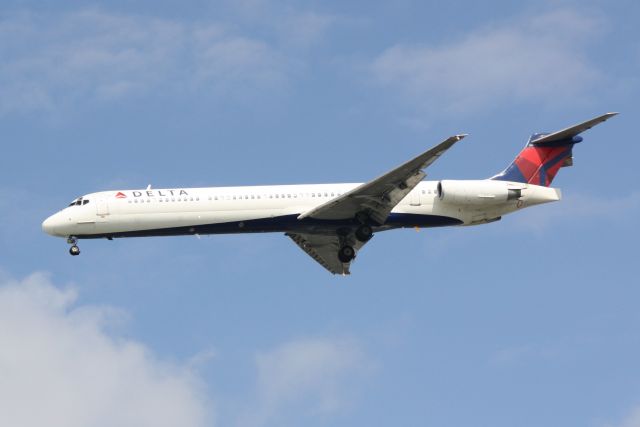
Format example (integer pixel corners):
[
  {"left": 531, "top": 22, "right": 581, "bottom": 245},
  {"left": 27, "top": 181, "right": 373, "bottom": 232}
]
[{"left": 492, "top": 112, "right": 618, "bottom": 187}]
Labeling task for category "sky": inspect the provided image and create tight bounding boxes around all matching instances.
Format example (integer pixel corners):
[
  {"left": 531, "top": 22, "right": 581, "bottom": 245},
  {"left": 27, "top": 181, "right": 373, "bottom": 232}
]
[{"left": 1, "top": 0, "right": 639, "bottom": 426}]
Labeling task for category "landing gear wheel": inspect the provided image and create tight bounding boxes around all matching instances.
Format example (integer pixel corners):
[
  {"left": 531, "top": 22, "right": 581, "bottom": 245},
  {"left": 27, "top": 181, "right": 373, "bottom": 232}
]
[
  {"left": 338, "top": 245, "right": 355, "bottom": 263},
  {"left": 355, "top": 225, "right": 373, "bottom": 242},
  {"left": 69, "top": 245, "right": 81, "bottom": 256}
]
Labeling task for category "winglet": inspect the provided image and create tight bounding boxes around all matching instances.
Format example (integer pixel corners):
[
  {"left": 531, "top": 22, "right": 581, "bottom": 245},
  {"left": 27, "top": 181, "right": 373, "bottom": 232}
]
[{"left": 530, "top": 112, "right": 618, "bottom": 145}]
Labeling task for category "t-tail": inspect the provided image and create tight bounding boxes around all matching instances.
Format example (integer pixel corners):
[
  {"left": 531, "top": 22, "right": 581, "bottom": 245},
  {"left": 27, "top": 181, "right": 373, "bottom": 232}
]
[{"left": 491, "top": 113, "right": 618, "bottom": 187}]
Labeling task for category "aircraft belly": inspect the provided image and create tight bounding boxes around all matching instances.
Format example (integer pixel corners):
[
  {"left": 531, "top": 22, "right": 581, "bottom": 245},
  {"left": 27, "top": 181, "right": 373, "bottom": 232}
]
[
  {"left": 92, "top": 210, "right": 285, "bottom": 234},
  {"left": 80, "top": 210, "right": 463, "bottom": 239}
]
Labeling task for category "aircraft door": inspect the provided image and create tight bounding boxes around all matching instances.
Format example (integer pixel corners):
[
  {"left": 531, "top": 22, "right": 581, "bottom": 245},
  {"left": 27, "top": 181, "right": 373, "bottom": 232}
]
[
  {"left": 409, "top": 190, "right": 421, "bottom": 206},
  {"left": 96, "top": 199, "right": 110, "bottom": 217}
]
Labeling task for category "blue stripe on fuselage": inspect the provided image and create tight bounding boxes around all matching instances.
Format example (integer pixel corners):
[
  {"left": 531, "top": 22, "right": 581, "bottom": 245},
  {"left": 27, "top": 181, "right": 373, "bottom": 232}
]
[{"left": 76, "top": 213, "right": 463, "bottom": 239}]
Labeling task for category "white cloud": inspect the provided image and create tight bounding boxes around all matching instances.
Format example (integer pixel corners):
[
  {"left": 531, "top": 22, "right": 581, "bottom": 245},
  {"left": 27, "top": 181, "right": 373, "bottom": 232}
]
[
  {"left": 371, "top": 9, "right": 605, "bottom": 116},
  {"left": 239, "top": 337, "right": 370, "bottom": 427},
  {"left": 0, "top": 10, "right": 292, "bottom": 114},
  {"left": 605, "top": 406, "right": 640, "bottom": 427},
  {"left": 192, "top": 27, "right": 291, "bottom": 95},
  {"left": 0, "top": 272, "right": 212, "bottom": 427}
]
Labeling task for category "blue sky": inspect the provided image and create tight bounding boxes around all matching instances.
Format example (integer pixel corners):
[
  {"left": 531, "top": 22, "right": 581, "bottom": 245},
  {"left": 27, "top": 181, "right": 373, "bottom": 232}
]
[{"left": 1, "top": 0, "right": 639, "bottom": 426}]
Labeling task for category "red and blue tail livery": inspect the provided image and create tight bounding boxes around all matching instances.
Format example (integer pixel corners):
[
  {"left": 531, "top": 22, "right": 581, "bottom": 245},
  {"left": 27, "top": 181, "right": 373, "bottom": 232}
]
[{"left": 492, "top": 112, "right": 618, "bottom": 187}]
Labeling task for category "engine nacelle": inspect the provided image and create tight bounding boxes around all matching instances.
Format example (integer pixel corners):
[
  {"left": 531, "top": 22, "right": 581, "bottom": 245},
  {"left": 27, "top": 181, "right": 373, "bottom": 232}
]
[{"left": 437, "top": 180, "right": 522, "bottom": 205}]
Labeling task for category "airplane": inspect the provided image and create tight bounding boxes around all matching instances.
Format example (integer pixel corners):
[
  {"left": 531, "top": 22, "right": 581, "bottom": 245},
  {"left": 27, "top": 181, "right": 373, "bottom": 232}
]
[{"left": 42, "top": 113, "right": 617, "bottom": 275}]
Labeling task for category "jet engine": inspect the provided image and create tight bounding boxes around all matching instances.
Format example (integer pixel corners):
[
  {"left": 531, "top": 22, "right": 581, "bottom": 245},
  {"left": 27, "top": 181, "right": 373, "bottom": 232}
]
[{"left": 437, "top": 180, "right": 522, "bottom": 205}]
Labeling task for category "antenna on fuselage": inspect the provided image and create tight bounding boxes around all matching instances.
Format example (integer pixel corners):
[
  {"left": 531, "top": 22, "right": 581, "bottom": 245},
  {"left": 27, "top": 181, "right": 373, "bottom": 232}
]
[{"left": 146, "top": 184, "right": 152, "bottom": 190}]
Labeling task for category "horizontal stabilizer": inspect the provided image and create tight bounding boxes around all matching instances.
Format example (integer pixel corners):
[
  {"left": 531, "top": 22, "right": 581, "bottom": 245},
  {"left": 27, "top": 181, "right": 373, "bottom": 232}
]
[{"left": 530, "top": 112, "right": 618, "bottom": 145}]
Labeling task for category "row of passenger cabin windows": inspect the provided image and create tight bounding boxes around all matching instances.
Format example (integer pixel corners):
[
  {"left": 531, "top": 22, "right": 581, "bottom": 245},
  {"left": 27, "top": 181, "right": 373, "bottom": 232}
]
[
  {"left": 208, "top": 192, "right": 341, "bottom": 201},
  {"left": 129, "top": 197, "right": 201, "bottom": 203},
  {"left": 126, "top": 192, "right": 342, "bottom": 204},
  {"left": 122, "top": 189, "right": 440, "bottom": 205}
]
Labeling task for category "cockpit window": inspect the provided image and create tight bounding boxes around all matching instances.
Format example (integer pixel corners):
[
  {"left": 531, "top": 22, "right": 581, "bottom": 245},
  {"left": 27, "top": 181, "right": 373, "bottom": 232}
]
[{"left": 68, "top": 197, "right": 89, "bottom": 207}]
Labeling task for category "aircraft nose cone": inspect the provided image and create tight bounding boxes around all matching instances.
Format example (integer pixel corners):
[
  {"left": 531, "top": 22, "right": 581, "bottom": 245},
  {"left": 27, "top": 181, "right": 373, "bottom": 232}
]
[
  {"left": 42, "top": 214, "right": 63, "bottom": 236},
  {"left": 42, "top": 216, "right": 54, "bottom": 235}
]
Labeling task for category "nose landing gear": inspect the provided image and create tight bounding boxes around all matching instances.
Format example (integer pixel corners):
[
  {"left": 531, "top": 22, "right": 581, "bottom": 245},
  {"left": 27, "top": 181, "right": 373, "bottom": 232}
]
[{"left": 67, "top": 236, "right": 81, "bottom": 256}]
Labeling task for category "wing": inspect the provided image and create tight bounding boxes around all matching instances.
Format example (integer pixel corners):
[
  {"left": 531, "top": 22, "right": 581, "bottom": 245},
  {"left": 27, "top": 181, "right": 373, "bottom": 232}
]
[
  {"left": 286, "top": 232, "right": 369, "bottom": 275},
  {"left": 297, "top": 134, "right": 467, "bottom": 224}
]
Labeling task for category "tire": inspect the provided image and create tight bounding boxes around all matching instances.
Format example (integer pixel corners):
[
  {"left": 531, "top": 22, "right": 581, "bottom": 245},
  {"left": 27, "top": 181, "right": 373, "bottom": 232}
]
[
  {"left": 69, "top": 245, "right": 80, "bottom": 256},
  {"left": 338, "top": 245, "right": 355, "bottom": 263},
  {"left": 355, "top": 225, "right": 373, "bottom": 242}
]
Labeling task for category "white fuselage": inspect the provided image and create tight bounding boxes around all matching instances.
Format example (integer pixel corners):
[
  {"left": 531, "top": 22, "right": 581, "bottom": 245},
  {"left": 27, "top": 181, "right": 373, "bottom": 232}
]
[{"left": 42, "top": 180, "right": 561, "bottom": 239}]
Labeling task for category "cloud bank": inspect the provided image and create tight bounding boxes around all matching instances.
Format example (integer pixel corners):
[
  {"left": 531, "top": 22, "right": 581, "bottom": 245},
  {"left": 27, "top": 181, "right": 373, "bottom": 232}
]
[
  {"left": 240, "top": 337, "right": 370, "bottom": 426},
  {"left": 0, "top": 272, "right": 211, "bottom": 427},
  {"left": 606, "top": 406, "right": 640, "bottom": 427},
  {"left": 371, "top": 9, "right": 605, "bottom": 115},
  {"left": 0, "top": 10, "right": 296, "bottom": 114},
  {"left": 0, "top": 272, "right": 371, "bottom": 427}
]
